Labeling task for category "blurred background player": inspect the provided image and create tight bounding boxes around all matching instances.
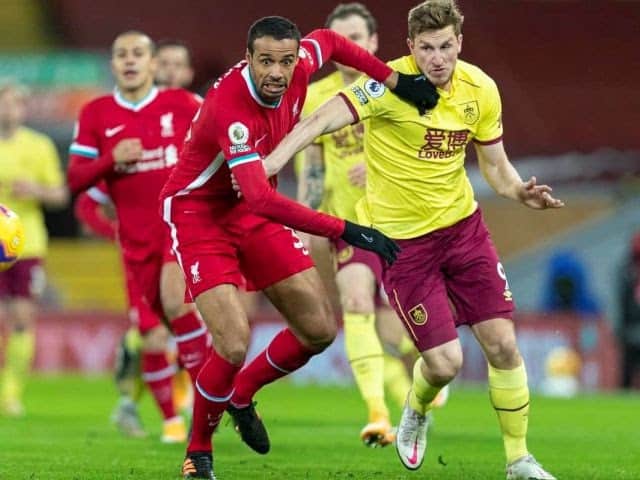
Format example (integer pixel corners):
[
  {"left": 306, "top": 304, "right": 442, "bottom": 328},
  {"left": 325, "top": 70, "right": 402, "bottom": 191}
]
[
  {"left": 0, "top": 80, "right": 69, "bottom": 416},
  {"left": 75, "top": 38, "right": 200, "bottom": 438},
  {"left": 154, "top": 39, "right": 195, "bottom": 90},
  {"left": 298, "top": 2, "right": 447, "bottom": 448},
  {"left": 67, "top": 31, "right": 209, "bottom": 443}
]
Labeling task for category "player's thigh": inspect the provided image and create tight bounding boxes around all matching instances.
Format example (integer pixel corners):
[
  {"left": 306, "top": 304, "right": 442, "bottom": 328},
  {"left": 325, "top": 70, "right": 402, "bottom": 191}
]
[
  {"left": 159, "top": 260, "right": 190, "bottom": 319},
  {"left": 384, "top": 237, "right": 458, "bottom": 353},
  {"left": 335, "top": 262, "right": 376, "bottom": 313},
  {"left": 263, "top": 267, "right": 336, "bottom": 349},
  {"left": 444, "top": 210, "right": 514, "bottom": 325},
  {"left": 195, "top": 284, "right": 250, "bottom": 363}
]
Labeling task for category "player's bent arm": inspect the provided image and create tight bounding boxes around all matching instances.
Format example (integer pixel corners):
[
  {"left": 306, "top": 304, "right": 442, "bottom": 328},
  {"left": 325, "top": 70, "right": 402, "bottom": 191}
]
[
  {"left": 74, "top": 192, "right": 117, "bottom": 240},
  {"left": 233, "top": 159, "right": 345, "bottom": 239},
  {"left": 476, "top": 141, "right": 564, "bottom": 210},
  {"left": 264, "top": 95, "right": 354, "bottom": 177},
  {"left": 67, "top": 154, "right": 115, "bottom": 194},
  {"left": 475, "top": 141, "right": 523, "bottom": 201},
  {"left": 297, "top": 143, "right": 325, "bottom": 210}
]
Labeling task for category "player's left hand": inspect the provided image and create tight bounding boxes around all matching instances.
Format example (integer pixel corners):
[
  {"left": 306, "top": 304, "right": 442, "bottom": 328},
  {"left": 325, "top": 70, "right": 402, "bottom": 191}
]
[
  {"left": 347, "top": 162, "right": 367, "bottom": 188},
  {"left": 230, "top": 172, "right": 242, "bottom": 198},
  {"left": 518, "top": 176, "right": 565, "bottom": 209}
]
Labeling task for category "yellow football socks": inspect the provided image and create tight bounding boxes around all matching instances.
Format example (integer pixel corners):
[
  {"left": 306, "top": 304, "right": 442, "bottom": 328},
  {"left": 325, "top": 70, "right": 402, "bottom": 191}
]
[
  {"left": 383, "top": 353, "right": 411, "bottom": 409},
  {"left": 488, "top": 362, "right": 530, "bottom": 463},
  {"left": 409, "top": 358, "right": 442, "bottom": 415},
  {"left": 343, "top": 312, "right": 387, "bottom": 420},
  {"left": 0, "top": 330, "right": 35, "bottom": 405}
]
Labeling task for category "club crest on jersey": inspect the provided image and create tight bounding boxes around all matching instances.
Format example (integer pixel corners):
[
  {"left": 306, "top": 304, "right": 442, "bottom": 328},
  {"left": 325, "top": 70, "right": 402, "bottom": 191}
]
[
  {"left": 364, "top": 79, "right": 385, "bottom": 98},
  {"left": 228, "top": 122, "right": 250, "bottom": 145},
  {"left": 160, "top": 112, "right": 175, "bottom": 137},
  {"left": 408, "top": 303, "right": 428, "bottom": 326},
  {"left": 460, "top": 101, "right": 479, "bottom": 125}
]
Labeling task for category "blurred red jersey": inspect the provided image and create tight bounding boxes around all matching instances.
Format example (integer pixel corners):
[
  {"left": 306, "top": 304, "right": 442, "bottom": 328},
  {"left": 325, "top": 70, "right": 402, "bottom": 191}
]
[{"left": 68, "top": 87, "right": 201, "bottom": 260}]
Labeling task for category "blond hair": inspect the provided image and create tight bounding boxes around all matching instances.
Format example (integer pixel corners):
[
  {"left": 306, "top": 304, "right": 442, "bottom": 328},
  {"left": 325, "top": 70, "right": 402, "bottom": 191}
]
[{"left": 408, "top": 0, "right": 464, "bottom": 38}]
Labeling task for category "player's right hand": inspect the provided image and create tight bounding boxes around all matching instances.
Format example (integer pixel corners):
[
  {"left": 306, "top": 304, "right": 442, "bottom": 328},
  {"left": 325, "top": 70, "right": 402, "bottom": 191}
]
[
  {"left": 340, "top": 220, "right": 400, "bottom": 265},
  {"left": 391, "top": 72, "right": 439, "bottom": 115},
  {"left": 112, "top": 138, "right": 143, "bottom": 164}
]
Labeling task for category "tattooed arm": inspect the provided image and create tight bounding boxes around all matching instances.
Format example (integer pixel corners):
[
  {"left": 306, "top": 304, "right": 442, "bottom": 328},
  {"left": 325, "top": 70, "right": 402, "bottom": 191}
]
[{"left": 297, "top": 143, "right": 325, "bottom": 209}]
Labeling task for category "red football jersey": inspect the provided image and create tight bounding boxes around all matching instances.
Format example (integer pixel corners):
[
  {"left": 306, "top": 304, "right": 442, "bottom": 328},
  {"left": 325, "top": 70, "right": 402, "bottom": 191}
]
[
  {"left": 68, "top": 87, "right": 201, "bottom": 260},
  {"left": 161, "top": 29, "right": 393, "bottom": 239}
]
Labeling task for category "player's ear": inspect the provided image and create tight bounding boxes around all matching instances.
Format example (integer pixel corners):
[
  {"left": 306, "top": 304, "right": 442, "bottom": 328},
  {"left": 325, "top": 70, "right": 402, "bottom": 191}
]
[
  {"left": 457, "top": 34, "right": 463, "bottom": 54},
  {"left": 406, "top": 37, "right": 414, "bottom": 53},
  {"left": 245, "top": 48, "right": 252, "bottom": 64},
  {"left": 369, "top": 33, "right": 379, "bottom": 55}
]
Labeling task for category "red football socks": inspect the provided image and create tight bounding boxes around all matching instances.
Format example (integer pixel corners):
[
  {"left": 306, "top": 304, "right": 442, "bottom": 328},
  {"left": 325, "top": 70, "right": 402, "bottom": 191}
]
[
  {"left": 141, "top": 351, "right": 177, "bottom": 419},
  {"left": 231, "top": 328, "right": 315, "bottom": 407},
  {"left": 171, "top": 311, "right": 210, "bottom": 383}
]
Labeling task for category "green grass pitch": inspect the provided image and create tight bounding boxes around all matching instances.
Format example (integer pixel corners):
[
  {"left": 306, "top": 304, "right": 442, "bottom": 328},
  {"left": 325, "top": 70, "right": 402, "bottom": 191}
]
[{"left": 1, "top": 375, "right": 639, "bottom": 479}]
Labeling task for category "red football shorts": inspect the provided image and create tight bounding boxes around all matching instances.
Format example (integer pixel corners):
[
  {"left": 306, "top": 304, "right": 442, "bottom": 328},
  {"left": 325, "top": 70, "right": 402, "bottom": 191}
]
[
  {"left": 122, "top": 234, "right": 175, "bottom": 334},
  {"left": 383, "top": 208, "right": 514, "bottom": 352},
  {"left": 167, "top": 202, "right": 314, "bottom": 300}
]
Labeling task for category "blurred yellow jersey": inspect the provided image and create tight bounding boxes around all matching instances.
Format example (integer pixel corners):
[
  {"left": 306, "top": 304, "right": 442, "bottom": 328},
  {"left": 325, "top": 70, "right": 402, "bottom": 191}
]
[
  {"left": 0, "top": 127, "right": 64, "bottom": 257},
  {"left": 302, "top": 71, "right": 366, "bottom": 222},
  {"left": 340, "top": 56, "right": 503, "bottom": 239}
]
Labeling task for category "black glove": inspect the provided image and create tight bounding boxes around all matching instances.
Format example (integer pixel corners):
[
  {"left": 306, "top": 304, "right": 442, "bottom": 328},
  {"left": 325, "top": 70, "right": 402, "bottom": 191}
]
[
  {"left": 340, "top": 220, "right": 401, "bottom": 265},
  {"left": 391, "top": 72, "right": 439, "bottom": 115}
]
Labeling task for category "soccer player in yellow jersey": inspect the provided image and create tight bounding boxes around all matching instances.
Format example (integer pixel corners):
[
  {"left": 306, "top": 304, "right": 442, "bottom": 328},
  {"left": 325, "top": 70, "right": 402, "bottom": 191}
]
[
  {"left": 0, "top": 80, "right": 69, "bottom": 416},
  {"left": 299, "top": 2, "right": 447, "bottom": 448},
  {"left": 262, "top": 1, "right": 562, "bottom": 478}
]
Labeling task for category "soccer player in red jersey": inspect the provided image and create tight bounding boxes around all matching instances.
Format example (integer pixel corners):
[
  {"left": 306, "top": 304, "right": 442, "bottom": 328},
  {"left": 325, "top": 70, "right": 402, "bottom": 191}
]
[
  {"left": 162, "top": 15, "right": 438, "bottom": 479},
  {"left": 67, "top": 31, "right": 210, "bottom": 443},
  {"left": 74, "top": 39, "right": 201, "bottom": 439}
]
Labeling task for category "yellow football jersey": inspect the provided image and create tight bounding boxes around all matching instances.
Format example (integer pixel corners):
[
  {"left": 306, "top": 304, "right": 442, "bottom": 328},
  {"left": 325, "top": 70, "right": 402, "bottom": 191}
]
[
  {"left": 340, "top": 56, "right": 503, "bottom": 239},
  {"left": 0, "top": 127, "right": 64, "bottom": 257},
  {"left": 300, "top": 71, "right": 367, "bottom": 222}
]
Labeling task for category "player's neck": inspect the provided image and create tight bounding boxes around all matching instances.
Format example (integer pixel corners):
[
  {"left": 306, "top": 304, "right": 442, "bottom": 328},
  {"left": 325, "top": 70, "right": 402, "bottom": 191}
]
[
  {"left": 340, "top": 71, "right": 360, "bottom": 86},
  {"left": 117, "top": 83, "right": 155, "bottom": 103}
]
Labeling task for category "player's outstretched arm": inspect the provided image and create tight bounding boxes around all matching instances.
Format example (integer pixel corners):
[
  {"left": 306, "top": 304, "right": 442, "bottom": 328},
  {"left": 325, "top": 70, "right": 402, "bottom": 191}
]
[
  {"left": 476, "top": 141, "right": 564, "bottom": 210},
  {"left": 263, "top": 95, "right": 354, "bottom": 177},
  {"left": 308, "top": 29, "right": 438, "bottom": 113}
]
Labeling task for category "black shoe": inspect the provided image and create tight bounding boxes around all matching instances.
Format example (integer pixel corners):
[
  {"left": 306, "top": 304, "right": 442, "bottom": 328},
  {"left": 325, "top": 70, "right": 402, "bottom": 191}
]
[
  {"left": 182, "top": 452, "right": 216, "bottom": 479},
  {"left": 226, "top": 402, "right": 270, "bottom": 454}
]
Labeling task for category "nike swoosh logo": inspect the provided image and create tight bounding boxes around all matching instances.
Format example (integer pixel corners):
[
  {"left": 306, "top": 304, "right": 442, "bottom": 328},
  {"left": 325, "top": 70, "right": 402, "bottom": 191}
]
[
  {"left": 360, "top": 233, "right": 374, "bottom": 243},
  {"left": 406, "top": 439, "right": 419, "bottom": 465},
  {"left": 255, "top": 133, "right": 268, "bottom": 148},
  {"left": 105, "top": 125, "right": 125, "bottom": 137}
]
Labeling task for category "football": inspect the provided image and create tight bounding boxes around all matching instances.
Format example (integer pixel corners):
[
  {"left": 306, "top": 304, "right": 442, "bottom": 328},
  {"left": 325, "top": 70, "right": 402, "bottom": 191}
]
[{"left": 0, "top": 204, "right": 26, "bottom": 272}]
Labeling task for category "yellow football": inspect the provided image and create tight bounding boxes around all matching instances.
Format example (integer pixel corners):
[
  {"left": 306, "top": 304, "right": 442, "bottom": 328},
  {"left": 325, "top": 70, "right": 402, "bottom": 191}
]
[{"left": 0, "top": 204, "right": 26, "bottom": 272}]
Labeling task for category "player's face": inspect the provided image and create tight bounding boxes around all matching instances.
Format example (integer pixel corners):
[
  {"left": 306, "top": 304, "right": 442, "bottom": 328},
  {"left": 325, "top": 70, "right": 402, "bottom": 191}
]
[
  {"left": 0, "top": 88, "right": 26, "bottom": 131},
  {"left": 408, "top": 25, "right": 462, "bottom": 90},
  {"left": 246, "top": 36, "right": 299, "bottom": 103},
  {"left": 155, "top": 46, "right": 194, "bottom": 88},
  {"left": 329, "top": 15, "right": 378, "bottom": 77},
  {"left": 111, "top": 34, "right": 157, "bottom": 94}
]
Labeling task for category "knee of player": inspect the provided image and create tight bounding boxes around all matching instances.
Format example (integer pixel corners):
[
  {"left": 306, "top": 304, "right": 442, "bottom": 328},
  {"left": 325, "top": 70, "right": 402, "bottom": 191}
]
[
  {"left": 141, "top": 325, "right": 170, "bottom": 351},
  {"left": 423, "top": 349, "right": 463, "bottom": 386},
  {"left": 484, "top": 335, "right": 521, "bottom": 368},
  {"left": 340, "top": 292, "right": 375, "bottom": 315}
]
